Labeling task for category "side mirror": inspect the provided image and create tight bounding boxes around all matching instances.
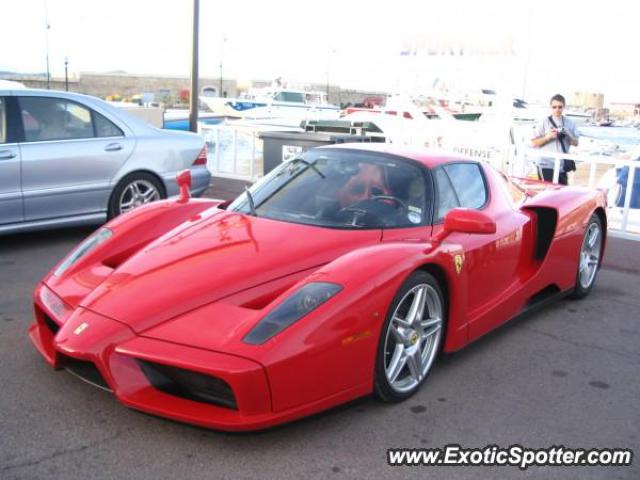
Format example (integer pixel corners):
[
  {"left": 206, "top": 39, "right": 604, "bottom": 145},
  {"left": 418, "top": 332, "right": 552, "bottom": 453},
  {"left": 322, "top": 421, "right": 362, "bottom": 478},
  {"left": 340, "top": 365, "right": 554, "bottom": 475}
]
[
  {"left": 433, "top": 208, "right": 496, "bottom": 243},
  {"left": 176, "top": 169, "right": 192, "bottom": 203}
]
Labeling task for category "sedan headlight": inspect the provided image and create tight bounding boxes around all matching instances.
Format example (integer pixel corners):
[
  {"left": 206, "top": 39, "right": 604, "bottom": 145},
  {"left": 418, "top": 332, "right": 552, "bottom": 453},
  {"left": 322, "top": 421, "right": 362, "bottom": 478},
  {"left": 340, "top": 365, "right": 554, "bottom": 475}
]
[
  {"left": 54, "top": 228, "right": 112, "bottom": 276},
  {"left": 243, "top": 282, "right": 342, "bottom": 345}
]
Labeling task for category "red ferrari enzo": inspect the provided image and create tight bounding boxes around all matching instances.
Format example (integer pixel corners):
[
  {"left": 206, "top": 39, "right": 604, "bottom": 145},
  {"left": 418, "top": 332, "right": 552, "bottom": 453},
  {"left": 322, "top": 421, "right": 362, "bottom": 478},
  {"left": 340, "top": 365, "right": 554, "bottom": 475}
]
[{"left": 29, "top": 144, "right": 607, "bottom": 431}]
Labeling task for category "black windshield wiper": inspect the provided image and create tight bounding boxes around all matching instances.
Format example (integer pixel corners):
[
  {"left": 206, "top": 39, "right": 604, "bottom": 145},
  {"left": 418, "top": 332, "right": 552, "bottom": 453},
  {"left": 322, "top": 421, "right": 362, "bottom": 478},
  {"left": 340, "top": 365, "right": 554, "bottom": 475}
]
[
  {"left": 291, "top": 157, "right": 325, "bottom": 178},
  {"left": 244, "top": 186, "right": 257, "bottom": 216}
]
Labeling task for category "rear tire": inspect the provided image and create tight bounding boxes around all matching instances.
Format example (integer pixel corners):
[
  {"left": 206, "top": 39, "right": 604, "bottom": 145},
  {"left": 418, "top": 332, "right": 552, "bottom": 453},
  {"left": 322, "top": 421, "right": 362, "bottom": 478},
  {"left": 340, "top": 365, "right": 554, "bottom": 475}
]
[
  {"left": 570, "top": 213, "right": 603, "bottom": 299},
  {"left": 374, "top": 271, "right": 445, "bottom": 403},
  {"left": 108, "top": 172, "right": 165, "bottom": 220}
]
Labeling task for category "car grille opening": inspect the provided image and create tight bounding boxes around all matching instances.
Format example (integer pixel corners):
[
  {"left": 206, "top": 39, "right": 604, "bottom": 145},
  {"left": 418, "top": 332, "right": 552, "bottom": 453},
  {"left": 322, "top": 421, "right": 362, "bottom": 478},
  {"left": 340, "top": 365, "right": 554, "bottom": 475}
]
[
  {"left": 136, "top": 359, "right": 237, "bottom": 410},
  {"left": 59, "top": 354, "right": 111, "bottom": 392},
  {"left": 42, "top": 313, "right": 61, "bottom": 335}
]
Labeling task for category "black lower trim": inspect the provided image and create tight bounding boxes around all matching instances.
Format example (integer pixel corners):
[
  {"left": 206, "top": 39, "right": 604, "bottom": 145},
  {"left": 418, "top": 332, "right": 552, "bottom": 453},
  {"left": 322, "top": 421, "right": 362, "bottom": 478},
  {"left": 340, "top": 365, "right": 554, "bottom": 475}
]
[
  {"left": 518, "top": 285, "right": 571, "bottom": 322},
  {"left": 59, "top": 354, "right": 111, "bottom": 391}
]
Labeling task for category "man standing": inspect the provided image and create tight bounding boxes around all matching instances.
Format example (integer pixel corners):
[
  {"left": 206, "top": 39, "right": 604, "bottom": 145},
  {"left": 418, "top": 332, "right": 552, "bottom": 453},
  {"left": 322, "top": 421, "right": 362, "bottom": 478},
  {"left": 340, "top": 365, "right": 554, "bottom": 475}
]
[{"left": 531, "top": 94, "right": 579, "bottom": 185}]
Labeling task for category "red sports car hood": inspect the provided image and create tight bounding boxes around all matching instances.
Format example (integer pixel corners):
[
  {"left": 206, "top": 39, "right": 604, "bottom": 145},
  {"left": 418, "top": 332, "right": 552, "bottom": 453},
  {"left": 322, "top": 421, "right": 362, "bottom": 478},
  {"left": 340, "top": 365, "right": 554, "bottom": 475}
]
[{"left": 79, "top": 211, "right": 380, "bottom": 332}]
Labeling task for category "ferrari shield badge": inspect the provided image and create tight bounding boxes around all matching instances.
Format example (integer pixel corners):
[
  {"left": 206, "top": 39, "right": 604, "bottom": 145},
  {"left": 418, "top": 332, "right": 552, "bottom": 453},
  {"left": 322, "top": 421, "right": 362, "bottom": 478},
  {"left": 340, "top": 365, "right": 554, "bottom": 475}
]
[
  {"left": 454, "top": 254, "right": 465, "bottom": 275},
  {"left": 73, "top": 322, "right": 89, "bottom": 336}
]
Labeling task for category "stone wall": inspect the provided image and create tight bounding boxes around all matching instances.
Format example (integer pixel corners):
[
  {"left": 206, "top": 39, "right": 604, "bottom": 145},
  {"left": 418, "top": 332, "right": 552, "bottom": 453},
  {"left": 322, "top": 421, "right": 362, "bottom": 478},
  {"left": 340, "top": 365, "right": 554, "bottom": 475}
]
[
  {"left": 570, "top": 91, "right": 605, "bottom": 109},
  {"left": 1, "top": 72, "right": 385, "bottom": 108},
  {"left": 76, "top": 73, "right": 238, "bottom": 101}
]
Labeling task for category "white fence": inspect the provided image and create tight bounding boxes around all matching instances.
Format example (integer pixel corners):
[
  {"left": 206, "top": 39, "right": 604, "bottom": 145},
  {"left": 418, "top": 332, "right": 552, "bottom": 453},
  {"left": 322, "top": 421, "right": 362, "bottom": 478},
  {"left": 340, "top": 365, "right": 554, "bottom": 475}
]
[
  {"left": 199, "top": 123, "right": 263, "bottom": 182},
  {"left": 518, "top": 148, "right": 639, "bottom": 239},
  {"left": 199, "top": 121, "right": 640, "bottom": 239}
]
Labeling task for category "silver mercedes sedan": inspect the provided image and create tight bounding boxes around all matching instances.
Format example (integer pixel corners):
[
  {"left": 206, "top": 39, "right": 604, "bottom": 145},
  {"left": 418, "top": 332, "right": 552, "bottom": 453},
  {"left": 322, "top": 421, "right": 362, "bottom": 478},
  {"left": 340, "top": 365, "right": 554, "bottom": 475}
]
[{"left": 0, "top": 88, "right": 211, "bottom": 235}]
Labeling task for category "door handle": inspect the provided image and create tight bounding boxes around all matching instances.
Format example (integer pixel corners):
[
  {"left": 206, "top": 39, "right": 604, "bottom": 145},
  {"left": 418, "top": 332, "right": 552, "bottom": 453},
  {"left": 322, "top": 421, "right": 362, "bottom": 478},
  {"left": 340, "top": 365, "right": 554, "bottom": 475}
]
[
  {"left": 104, "top": 143, "right": 123, "bottom": 152},
  {"left": 0, "top": 150, "right": 17, "bottom": 160}
]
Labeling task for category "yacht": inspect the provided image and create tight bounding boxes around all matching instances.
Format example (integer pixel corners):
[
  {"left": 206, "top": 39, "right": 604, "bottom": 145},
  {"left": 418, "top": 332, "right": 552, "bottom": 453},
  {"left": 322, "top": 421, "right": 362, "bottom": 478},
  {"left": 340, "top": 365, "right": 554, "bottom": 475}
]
[{"left": 199, "top": 87, "right": 341, "bottom": 127}]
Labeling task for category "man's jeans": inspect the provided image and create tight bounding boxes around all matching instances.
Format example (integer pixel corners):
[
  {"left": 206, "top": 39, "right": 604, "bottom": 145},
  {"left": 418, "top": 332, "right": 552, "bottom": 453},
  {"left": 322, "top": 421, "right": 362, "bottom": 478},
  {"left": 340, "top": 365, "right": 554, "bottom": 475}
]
[{"left": 538, "top": 167, "right": 568, "bottom": 185}]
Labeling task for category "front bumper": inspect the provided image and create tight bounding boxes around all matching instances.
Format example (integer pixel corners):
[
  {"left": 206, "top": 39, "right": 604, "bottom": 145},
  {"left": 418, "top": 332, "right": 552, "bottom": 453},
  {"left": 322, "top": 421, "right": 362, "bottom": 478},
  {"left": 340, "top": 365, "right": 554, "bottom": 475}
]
[{"left": 28, "top": 283, "right": 283, "bottom": 431}]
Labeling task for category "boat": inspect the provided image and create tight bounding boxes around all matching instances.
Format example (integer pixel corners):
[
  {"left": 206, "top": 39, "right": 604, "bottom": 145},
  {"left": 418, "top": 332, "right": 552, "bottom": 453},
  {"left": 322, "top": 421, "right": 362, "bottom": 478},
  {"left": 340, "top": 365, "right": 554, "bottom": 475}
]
[
  {"left": 511, "top": 98, "right": 592, "bottom": 125},
  {"left": 199, "top": 87, "right": 341, "bottom": 128},
  {"left": 162, "top": 109, "right": 225, "bottom": 130}
]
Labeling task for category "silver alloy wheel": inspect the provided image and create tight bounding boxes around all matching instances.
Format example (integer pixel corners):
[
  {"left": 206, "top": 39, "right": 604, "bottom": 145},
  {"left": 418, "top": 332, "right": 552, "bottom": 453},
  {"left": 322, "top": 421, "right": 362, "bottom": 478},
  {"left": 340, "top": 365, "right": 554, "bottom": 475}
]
[
  {"left": 118, "top": 180, "right": 160, "bottom": 214},
  {"left": 383, "top": 284, "right": 443, "bottom": 393},
  {"left": 578, "top": 221, "right": 602, "bottom": 289}
]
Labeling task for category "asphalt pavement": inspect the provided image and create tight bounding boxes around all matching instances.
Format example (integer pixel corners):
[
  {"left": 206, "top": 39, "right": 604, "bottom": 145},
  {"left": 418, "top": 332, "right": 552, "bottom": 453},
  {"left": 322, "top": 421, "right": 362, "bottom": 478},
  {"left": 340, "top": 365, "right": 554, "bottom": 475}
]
[{"left": 1, "top": 200, "right": 639, "bottom": 479}]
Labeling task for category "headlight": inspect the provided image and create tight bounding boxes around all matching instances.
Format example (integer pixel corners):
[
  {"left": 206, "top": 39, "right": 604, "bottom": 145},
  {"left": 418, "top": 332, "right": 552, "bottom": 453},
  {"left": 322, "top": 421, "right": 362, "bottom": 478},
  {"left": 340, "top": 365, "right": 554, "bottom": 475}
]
[
  {"left": 54, "top": 228, "right": 112, "bottom": 276},
  {"left": 39, "top": 284, "right": 73, "bottom": 322},
  {"left": 243, "top": 282, "right": 342, "bottom": 345}
]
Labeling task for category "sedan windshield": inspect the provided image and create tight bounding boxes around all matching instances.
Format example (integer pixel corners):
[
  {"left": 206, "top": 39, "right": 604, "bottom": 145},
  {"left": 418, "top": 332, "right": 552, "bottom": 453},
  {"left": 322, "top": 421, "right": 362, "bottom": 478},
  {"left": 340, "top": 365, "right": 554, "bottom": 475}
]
[{"left": 228, "top": 149, "right": 429, "bottom": 228}]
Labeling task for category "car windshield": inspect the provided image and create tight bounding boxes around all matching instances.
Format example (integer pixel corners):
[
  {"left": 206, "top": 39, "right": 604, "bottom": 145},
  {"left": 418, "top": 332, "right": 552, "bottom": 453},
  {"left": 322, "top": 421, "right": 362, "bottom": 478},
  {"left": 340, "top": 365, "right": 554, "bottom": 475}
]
[{"left": 228, "top": 149, "right": 429, "bottom": 229}]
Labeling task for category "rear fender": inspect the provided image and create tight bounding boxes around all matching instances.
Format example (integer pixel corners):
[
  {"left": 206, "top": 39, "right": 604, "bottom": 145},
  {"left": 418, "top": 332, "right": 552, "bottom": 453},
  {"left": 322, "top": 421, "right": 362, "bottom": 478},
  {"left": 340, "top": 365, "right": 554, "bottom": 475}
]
[{"left": 522, "top": 188, "right": 606, "bottom": 236}]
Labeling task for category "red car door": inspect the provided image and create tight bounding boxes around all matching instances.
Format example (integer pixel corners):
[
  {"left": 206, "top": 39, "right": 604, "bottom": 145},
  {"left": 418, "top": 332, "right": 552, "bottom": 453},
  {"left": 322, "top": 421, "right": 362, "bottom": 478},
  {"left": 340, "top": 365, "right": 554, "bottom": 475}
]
[{"left": 433, "top": 162, "right": 532, "bottom": 342}]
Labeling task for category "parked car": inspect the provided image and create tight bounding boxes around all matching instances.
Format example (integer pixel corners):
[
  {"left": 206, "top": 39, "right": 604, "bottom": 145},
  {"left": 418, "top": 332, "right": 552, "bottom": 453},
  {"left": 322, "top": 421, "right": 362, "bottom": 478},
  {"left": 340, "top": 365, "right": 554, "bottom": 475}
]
[
  {"left": 29, "top": 144, "right": 606, "bottom": 431},
  {"left": 0, "top": 88, "right": 211, "bottom": 235}
]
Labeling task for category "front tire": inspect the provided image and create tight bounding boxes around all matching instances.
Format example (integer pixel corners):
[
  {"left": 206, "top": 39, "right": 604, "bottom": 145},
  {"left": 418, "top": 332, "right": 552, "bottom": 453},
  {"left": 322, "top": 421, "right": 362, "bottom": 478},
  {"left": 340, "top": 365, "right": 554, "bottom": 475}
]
[
  {"left": 108, "top": 172, "right": 165, "bottom": 219},
  {"left": 374, "top": 271, "right": 445, "bottom": 402},
  {"left": 570, "top": 213, "right": 603, "bottom": 299}
]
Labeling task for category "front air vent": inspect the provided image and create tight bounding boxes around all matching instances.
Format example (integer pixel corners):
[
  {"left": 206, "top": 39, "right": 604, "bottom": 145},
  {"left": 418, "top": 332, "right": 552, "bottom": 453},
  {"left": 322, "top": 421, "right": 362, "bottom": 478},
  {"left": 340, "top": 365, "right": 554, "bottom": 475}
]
[
  {"left": 59, "top": 354, "right": 111, "bottom": 391},
  {"left": 42, "top": 313, "right": 60, "bottom": 335},
  {"left": 136, "top": 359, "right": 237, "bottom": 410}
]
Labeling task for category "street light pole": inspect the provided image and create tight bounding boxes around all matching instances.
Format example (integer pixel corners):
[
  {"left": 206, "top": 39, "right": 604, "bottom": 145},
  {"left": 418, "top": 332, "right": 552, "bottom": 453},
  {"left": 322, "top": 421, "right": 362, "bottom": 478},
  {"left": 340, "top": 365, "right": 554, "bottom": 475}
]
[
  {"left": 188, "top": 0, "right": 200, "bottom": 133},
  {"left": 64, "top": 57, "right": 68, "bottom": 91},
  {"left": 326, "top": 47, "right": 335, "bottom": 103},
  {"left": 219, "top": 36, "right": 226, "bottom": 97},
  {"left": 44, "top": 0, "right": 51, "bottom": 89}
]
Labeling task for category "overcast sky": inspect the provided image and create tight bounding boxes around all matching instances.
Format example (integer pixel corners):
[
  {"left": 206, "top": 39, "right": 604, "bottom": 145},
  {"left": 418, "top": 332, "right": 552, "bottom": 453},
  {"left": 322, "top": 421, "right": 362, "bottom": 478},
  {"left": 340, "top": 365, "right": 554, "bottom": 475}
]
[{"left": 1, "top": 0, "right": 638, "bottom": 102}]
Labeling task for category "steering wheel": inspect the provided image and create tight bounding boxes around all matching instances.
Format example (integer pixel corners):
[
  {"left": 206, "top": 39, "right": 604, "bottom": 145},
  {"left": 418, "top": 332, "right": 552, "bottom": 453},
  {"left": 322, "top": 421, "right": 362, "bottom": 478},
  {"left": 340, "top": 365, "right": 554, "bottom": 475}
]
[
  {"left": 370, "top": 195, "right": 408, "bottom": 211},
  {"left": 337, "top": 194, "right": 407, "bottom": 227},
  {"left": 336, "top": 206, "right": 384, "bottom": 227}
]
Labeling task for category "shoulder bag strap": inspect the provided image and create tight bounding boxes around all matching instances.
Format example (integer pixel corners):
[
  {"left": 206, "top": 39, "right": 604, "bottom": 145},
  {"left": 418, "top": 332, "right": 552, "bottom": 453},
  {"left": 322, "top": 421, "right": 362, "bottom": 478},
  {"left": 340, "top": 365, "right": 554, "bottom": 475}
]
[{"left": 548, "top": 116, "right": 567, "bottom": 153}]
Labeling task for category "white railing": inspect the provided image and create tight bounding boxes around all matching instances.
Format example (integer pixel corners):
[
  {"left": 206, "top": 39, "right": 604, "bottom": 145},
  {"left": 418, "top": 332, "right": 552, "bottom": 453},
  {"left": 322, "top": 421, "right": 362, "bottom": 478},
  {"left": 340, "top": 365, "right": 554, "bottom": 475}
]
[
  {"left": 199, "top": 122, "right": 263, "bottom": 182},
  {"left": 518, "top": 148, "right": 639, "bottom": 239}
]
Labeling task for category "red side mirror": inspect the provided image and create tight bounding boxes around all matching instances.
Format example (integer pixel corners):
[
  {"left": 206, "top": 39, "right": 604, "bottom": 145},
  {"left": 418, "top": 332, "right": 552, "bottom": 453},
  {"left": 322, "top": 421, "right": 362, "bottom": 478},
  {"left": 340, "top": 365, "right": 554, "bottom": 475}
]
[
  {"left": 177, "top": 170, "right": 192, "bottom": 203},
  {"left": 433, "top": 208, "right": 496, "bottom": 243}
]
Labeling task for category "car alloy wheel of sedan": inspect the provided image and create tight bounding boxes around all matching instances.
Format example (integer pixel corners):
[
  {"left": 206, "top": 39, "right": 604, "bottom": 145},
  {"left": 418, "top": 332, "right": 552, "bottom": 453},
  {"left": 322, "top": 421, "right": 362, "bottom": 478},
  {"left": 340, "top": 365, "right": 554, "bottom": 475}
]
[
  {"left": 108, "top": 172, "right": 166, "bottom": 219},
  {"left": 119, "top": 180, "right": 161, "bottom": 214}
]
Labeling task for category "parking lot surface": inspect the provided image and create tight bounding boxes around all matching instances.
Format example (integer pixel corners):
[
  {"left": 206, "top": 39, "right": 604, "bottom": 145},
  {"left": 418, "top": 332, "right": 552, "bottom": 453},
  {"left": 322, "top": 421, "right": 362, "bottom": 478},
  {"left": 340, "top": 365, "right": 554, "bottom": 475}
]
[{"left": 1, "top": 199, "right": 638, "bottom": 479}]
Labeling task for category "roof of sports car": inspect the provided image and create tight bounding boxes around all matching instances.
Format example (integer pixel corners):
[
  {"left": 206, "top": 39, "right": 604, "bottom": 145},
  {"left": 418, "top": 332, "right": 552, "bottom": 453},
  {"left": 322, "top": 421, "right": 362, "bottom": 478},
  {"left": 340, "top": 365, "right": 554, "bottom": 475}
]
[{"left": 318, "top": 143, "right": 475, "bottom": 168}]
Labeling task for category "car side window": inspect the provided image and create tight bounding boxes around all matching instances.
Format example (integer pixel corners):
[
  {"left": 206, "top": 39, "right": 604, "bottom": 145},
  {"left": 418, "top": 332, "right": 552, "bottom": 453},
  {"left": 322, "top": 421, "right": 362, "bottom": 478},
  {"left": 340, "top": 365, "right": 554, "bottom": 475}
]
[
  {"left": 94, "top": 112, "right": 123, "bottom": 137},
  {"left": 18, "top": 96, "right": 95, "bottom": 142},
  {"left": 0, "top": 98, "right": 6, "bottom": 143},
  {"left": 434, "top": 167, "right": 460, "bottom": 221},
  {"left": 443, "top": 163, "right": 487, "bottom": 209}
]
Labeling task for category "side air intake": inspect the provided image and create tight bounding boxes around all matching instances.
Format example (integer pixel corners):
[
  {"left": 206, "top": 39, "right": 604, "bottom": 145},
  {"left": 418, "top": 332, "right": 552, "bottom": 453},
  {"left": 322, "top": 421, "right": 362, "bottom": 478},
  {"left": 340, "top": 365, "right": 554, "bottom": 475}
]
[{"left": 136, "top": 360, "right": 237, "bottom": 410}]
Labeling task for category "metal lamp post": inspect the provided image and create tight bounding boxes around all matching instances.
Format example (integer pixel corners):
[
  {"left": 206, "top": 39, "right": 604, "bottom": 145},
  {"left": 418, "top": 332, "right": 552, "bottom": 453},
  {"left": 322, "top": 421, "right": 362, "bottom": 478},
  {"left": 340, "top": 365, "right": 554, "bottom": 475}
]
[
  {"left": 188, "top": 0, "right": 200, "bottom": 133},
  {"left": 219, "top": 36, "right": 227, "bottom": 97},
  {"left": 44, "top": 0, "right": 51, "bottom": 89}
]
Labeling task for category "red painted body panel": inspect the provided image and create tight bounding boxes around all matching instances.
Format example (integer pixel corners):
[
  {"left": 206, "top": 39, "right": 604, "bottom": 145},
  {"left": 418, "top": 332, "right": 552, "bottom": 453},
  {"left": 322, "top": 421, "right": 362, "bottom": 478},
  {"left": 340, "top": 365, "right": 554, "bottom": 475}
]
[
  {"left": 80, "top": 212, "right": 380, "bottom": 332},
  {"left": 28, "top": 145, "right": 607, "bottom": 431}
]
